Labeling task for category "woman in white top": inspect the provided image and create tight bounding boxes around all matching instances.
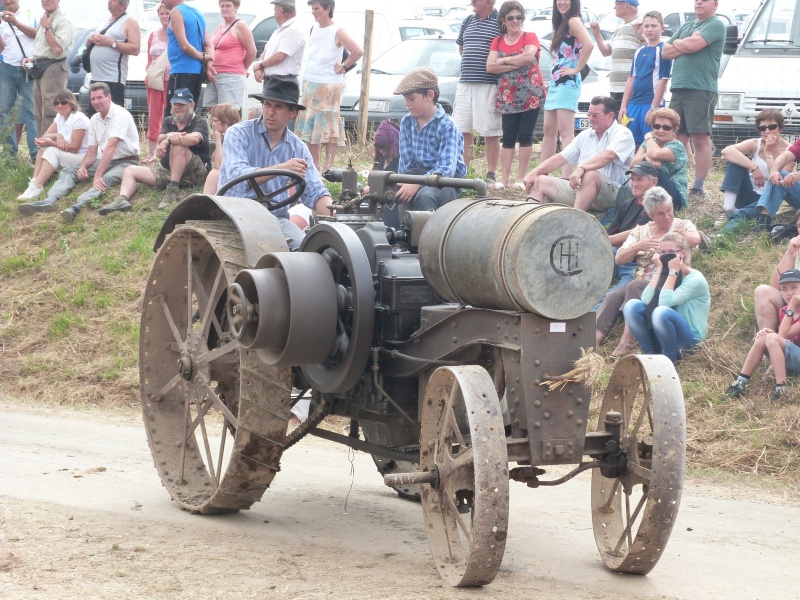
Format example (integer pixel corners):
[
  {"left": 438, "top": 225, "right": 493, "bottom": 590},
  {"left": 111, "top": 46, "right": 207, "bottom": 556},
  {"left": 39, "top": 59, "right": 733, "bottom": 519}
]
[
  {"left": 715, "top": 108, "right": 792, "bottom": 229},
  {"left": 17, "top": 89, "right": 90, "bottom": 203},
  {"left": 294, "top": 0, "right": 363, "bottom": 173}
]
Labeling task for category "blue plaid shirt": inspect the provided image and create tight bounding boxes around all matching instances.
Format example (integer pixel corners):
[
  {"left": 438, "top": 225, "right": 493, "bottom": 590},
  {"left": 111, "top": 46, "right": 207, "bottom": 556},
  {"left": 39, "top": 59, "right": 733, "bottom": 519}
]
[
  {"left": 218, "top": 117, "right": 330, "bottom": 219},
  {"left": 399, "top": 105, "right": 467, "bottom": 178}
]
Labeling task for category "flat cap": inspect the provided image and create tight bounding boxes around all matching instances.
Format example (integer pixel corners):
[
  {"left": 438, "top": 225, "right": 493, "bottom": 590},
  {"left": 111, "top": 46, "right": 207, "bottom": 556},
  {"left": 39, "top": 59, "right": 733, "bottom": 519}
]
[
  {"left": 393, "top": 67, "right": 439, "bottom": 95},
  {"left": 270, "top": 0, "right": 296, "bottom": 8}
]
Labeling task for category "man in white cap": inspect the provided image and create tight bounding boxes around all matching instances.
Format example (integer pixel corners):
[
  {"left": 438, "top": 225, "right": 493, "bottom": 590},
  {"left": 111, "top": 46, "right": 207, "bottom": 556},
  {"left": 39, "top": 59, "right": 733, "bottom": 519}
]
[
  {"left": 253, "top": 0, "right": 304, "bottom": 90},
  {"left": 218, "top": 77, "right": 332, "bottom": 249},
  {"left": 393, "top": 66, "right": 466, "bottom": 211}
]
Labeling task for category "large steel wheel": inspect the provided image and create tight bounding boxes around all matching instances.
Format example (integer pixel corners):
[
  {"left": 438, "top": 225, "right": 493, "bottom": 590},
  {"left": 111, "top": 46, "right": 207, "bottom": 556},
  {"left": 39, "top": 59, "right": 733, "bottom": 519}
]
[
  {"left": 420, "top": 366, "right": 509, "bottom": 587},
  {"left": 140, "top": 221, "right": 292, "bottom": 514},
  {"left": 591, "top": 354, "right": 685, "bottom": 574}
]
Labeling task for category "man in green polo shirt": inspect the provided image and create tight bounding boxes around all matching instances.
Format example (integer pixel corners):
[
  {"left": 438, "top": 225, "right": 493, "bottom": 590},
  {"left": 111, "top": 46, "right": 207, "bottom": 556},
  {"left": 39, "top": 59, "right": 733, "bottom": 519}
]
[{"left": 662, "top": 0, "right": 724, "bottom": 199}]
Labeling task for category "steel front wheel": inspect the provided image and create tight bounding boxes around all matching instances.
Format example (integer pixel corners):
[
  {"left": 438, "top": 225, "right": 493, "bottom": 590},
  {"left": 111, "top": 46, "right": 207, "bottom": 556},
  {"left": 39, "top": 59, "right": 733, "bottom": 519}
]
[
  {"left": 591, "top": 354, "right": 686, "bottom": 574},
  {"left": 140, "top": 221, "right": 291, "bottom": 514},
  {"left": 420, "top": 366, "right": 509, "bottom": 587}
]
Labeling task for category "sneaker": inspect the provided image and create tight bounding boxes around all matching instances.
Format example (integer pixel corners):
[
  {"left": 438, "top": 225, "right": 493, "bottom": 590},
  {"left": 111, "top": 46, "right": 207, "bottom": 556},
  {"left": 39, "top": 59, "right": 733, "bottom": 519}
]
[
  {"left": 723, "top": 380, "right": 746, "bottom": 399},
  {"left": 485, "top": 173, "right": 496, "bottom": 185},
  {"left": 771, "top": 385, "right": 785, "bottom": 402},
  {"left": 689, "top": 188, "right": 705, "bottom": 198},
  {"left": 98, "top": 196, "right": 133, "bottom": 216},
  {"left": 17, "top": 182, "right": 43, "bottom": 201},
  {"left": 60, "top": 206, "right": 79, "bottom": 224},
  {"left": 713, "top": 209, "right": 732, "bottom": 230},
  {"left": 18, "top": 200, "right": 56, "bottom": 216}
]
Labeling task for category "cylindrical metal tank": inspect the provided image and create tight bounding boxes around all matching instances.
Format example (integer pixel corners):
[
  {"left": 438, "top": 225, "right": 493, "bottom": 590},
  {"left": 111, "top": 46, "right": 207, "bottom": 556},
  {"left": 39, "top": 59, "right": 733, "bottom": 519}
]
[{"left": 418, "top": 199, "right": 614, "bottom": 320}]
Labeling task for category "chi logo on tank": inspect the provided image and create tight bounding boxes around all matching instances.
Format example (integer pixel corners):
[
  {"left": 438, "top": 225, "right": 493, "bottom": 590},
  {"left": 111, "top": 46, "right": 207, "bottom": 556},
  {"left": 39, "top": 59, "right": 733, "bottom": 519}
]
[{"left": 550, "top": 235, "right": 582, "bottom": 276}]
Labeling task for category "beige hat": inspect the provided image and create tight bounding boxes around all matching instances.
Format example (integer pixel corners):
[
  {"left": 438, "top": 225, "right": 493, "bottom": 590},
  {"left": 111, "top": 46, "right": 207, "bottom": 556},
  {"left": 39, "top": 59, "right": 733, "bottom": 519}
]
[{"left": 393, "top": 67, "right": 439, "bottom": 95}]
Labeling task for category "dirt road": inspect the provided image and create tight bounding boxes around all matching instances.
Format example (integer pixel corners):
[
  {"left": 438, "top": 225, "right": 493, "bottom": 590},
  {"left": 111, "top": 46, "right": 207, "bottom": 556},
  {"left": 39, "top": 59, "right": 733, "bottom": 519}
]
[{"left": 1, "top": 400, "right": 798, "bottom": 600}]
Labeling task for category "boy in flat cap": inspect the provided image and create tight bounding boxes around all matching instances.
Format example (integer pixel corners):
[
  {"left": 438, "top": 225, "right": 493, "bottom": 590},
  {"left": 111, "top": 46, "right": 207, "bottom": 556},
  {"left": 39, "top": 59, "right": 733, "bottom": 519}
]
[{"left": 393, "top": 66, "right": 467, "bottom": 211}]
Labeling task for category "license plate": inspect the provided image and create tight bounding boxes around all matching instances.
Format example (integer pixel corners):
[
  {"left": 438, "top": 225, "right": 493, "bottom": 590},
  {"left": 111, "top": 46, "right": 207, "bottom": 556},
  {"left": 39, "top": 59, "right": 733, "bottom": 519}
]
[
  {"left": 575, "top": 117, "right": 590, "bottom": 129},
  {"left": 124, "top": 98, "right": 132, "bottom": 110},
  {"left": 781, "top": 134, "right": 800, "bottom": 144}
]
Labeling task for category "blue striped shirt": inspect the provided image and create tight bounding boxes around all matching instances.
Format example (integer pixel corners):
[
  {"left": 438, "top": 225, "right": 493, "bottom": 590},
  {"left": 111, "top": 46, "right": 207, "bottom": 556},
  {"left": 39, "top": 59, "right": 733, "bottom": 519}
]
[
  {"left": 456, "top": 11, "right": 500, "bottom": 84},
  {"left": 399, "top": 105, "right": 467, "bottom": 178},
  {"left": 218, "top": 118, "right": 330, "bottom": 219}
]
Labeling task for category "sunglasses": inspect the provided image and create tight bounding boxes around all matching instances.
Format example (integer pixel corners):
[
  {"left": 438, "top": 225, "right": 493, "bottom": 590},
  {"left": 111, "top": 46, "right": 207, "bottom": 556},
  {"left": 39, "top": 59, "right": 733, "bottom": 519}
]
[
  {"left": 758, "top": 123, "right": 779, "bottom": 131},
  {"left": 53, "top": 100, "right": 70, "bottom": 106},
  {"left": 652, "top": 123, "right": 674, "bottom": 131},
  {"left": 506, "top": 15, "right": 524, "bottom": 21}
]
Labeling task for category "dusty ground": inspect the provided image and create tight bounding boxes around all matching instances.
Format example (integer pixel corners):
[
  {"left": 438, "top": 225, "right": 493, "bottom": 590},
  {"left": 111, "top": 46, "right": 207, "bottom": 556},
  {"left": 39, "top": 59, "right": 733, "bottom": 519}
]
[{"left": 1, "top": 399, "right": 799, "bottom": 600}]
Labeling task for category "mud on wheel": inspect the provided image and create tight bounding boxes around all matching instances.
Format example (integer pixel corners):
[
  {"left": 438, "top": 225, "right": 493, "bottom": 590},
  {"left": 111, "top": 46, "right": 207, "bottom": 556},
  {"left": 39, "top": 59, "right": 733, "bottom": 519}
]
[
  {"left": 591, "top": 354, "right": 686, "bottom": 574},
  {"left": 140, "top": 221, "right": 292, "bottom": 514}
]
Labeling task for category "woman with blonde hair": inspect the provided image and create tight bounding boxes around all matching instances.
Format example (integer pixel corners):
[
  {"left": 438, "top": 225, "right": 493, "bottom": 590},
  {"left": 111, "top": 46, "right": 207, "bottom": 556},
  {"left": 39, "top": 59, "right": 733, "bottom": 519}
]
[
  {"left": 17, "top": 89, "right": 90, "bottom": 209},
  {"left": 622, "top": 231, "right": 710, "bottom": 364},
  {"left": 628, "top": 107, "right": 688, "bottom": 209},
  {"left": 204, "top": 102, "right": 241, "bottom": 194}
]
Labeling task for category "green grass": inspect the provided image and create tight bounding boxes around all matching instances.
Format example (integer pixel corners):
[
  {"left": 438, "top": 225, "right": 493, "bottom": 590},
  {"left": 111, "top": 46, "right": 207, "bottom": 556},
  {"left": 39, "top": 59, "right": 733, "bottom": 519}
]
[
  {"left": 0, "top": 247, "right": 50, "bottom": 276},
  {"left": 49, "top": 310, "right": 84, "bottom": 339}
]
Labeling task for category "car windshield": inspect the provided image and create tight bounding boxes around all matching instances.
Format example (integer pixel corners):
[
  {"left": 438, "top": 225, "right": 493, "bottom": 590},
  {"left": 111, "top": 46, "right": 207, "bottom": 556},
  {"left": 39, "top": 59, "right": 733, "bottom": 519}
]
[
  {"left": 371, "top": 38, "right": 461, "bottom": 77},
  {"left": 744, "top": 0, "right": 800, "bottom": 48}
]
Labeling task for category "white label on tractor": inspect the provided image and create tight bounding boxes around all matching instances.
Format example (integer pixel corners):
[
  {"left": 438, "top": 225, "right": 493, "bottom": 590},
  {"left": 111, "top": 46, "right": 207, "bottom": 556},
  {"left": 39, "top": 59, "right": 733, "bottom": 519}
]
[{"left": 550, "top": 323, "right": 566, "bottom": 332}]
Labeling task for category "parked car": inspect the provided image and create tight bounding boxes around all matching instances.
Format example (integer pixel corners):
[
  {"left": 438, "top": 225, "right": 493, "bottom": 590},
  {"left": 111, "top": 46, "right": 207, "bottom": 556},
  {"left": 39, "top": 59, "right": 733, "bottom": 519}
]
[
  {"left": 339, "top": 35, "right": 610, "bottom": 141},
  {"left": 66, "top": 26, "right": 91, "bottom": 95}
]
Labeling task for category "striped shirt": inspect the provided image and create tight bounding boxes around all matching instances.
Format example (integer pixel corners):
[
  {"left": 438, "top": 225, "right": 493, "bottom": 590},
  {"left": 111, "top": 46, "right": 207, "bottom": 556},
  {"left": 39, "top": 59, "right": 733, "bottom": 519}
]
[
  {"left": 399, "top": 105, "right": 467, "bottom": 178},
  {"left": 560, "top": 120, "right": 635, "bottom": 187},
  {"left": 261, "top": 16, "right": 305, "bottom": 77},
  {"left": 456, "top": 11, "right": 500, "bottom": 84},
  {"left": 608, "top": 18, "right": 642, "bottom": 94},
  {"left": 218, "top": 118, "right": 330, "bottom": 219}
]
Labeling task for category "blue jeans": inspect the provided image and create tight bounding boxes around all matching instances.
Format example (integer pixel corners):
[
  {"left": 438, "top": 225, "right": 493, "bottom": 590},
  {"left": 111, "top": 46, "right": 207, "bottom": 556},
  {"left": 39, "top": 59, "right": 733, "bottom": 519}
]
[
  {"left": 757, "top": 170, "right": 800, "bottom": 218},
  {"left": 0, "top": 62, "right": 38, "bottom": 161},
  {"left": 655, "top": 167, "right": 685, "bottom": 211},
  {"left": 723, "top": 202, "right": 760, "bottom": 231},
  {"left": 720, "top": 162, "right": 761, "bottom": 208},
  {"left": 623, "top": 300, "right": 700, "bottom": 364}
]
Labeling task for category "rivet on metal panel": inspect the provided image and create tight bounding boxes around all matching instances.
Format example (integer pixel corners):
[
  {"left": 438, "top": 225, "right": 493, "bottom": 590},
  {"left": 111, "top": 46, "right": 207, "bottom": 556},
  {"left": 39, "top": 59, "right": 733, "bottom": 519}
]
[
  {"left": 533, "top": 421, "right": 541, "bottom": 428},
  {"left": 534, "top": 359, "right": 540, "bottom": 366},
  {"left": 513, "top": 418, "right": 520, "bottom": 425},
  {"left": 575, "top": 397, "right": 583, "bottom": 405},
  {"left": 533, "top": 400, "right": 541, "bottom": 408},
  {"left": 543, "top": 391, "right": 549, "bottom": 397},
  {"left": 543, "top": 412, "right": 550, "bottom": 419},
  {"left": 577, "top": 325, "right": 584, "bottom": 332},
  {"left": 509, "top": 408, "right": 516, "bottom": 416},
  {"left": 534, "top": 379, "right": 540, "bottom": 384},
  {"left": 515, "top": 377, "right": 520, "bottom": 383},
  {"left": 554, "top": 444, "right": 564, "bottom": 456},
  {"left": 509, "top": 387, "right": 515, "bottom": 394},
  {"left": 566, "top": 410, "right": 574, "bottom": 418},
  {"left": 575, "top": 419, "right": 583, "bottom": 426},
  {"left": 452, "top": 337, "right": 458, "bottom": 343},
  {"left": 451, "top": 322, "right": 457, "bottom": 328},
  {"left": 513, "top": 398, "right": 520, "bottom": 405},
  {"left": 543, "top": 442, "right": 552, "bottom": 459}
]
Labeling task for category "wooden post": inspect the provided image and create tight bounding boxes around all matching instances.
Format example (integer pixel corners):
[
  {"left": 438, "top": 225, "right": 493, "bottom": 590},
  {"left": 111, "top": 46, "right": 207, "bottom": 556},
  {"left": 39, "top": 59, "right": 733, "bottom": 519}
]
[{"left": 358, "top": 10, "right": 374, "bottom": 146}]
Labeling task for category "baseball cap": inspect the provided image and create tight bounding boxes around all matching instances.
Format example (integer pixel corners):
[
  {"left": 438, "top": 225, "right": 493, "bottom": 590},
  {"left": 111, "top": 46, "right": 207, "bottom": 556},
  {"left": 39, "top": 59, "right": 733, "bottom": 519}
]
[
  {"left": 171, "top": 88, "right": 195, "bottom": 104},
  {"left": 626, "top": 162, "right": 659, "bottom": 177},
  {"left": 779, "top": 269, "right": 800, "bottom": 284}
]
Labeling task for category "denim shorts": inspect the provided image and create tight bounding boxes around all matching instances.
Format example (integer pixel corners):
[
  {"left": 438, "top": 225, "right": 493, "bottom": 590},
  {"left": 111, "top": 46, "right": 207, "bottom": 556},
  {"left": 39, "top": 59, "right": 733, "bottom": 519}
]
[{"left": 785, "top": 340, "right": 800, "bottom": 373}]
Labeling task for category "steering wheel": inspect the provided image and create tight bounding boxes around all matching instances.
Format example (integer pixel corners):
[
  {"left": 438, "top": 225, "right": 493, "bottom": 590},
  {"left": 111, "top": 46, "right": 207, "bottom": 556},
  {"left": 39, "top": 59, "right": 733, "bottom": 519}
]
[{"left": 217, "top": 168, "right": 306, "bottom": 211}]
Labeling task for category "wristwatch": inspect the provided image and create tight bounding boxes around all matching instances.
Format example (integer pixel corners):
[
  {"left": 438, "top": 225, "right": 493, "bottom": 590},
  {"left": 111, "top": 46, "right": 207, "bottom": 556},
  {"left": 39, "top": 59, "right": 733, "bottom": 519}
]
[
  {"left": 668, "top": 269, "right": 679, "bottom": 276},
  {"left": 786, "top": 309, "right": 795, "bottom": 318},
  {"left": 112, "top": 41, "right": 117, "bottom": 49}
]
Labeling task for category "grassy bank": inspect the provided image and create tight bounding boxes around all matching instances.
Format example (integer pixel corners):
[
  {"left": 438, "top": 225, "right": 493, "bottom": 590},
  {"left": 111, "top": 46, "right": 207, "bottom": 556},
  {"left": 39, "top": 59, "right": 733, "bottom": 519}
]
[{"left": 0, "top": 142, "right": 798, "bottom": 488}]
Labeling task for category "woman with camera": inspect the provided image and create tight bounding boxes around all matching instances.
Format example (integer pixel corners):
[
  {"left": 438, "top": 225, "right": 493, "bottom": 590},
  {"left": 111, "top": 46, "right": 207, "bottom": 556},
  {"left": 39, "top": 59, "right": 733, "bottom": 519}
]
[{"left": 621, "top": 231, "right": 710, "bottom": 364}]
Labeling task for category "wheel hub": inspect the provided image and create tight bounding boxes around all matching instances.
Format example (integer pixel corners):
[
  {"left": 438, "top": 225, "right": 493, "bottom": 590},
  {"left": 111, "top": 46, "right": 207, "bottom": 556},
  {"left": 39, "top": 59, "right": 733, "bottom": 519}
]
[{"left": 178, "top": 355, "right": 195, "bottom": 381}]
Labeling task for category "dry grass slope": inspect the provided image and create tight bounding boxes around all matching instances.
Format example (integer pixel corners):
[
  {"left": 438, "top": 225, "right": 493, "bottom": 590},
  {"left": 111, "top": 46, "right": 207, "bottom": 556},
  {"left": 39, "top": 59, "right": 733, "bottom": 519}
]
[{"left": 0, "top": 140, "right": 798, "bottom": 489}]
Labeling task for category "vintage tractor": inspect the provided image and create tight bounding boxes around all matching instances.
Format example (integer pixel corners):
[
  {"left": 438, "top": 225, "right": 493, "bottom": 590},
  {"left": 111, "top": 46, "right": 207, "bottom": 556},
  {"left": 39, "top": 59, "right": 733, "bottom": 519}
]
[{"left": 139, "top": 168, "right": 686, "bottom": 587}]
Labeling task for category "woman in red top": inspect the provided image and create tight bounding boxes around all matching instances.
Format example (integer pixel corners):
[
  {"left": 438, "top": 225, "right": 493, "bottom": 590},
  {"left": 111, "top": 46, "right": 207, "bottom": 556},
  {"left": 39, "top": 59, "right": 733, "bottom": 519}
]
[
  {"left": 203, "top": 0, "right": 256, "bottom": 110},
  {"left": 144, "top": 4, "right": 171, "bottom": 164},
  {"left": 486, "top": 1, "right": 546, "bottom": 191}
]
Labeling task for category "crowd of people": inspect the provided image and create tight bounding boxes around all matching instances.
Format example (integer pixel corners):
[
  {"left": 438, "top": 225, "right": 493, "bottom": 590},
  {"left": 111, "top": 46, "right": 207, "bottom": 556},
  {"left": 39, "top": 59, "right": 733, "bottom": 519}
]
[{"left": 2, "top": 0, "right": 800, "bottom": 397}]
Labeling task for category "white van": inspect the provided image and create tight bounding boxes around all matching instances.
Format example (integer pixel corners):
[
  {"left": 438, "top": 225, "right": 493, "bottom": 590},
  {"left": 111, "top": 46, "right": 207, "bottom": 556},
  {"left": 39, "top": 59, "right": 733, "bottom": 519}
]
[{"left": 712, "top": 0, "right": 800, "bottom": 149}]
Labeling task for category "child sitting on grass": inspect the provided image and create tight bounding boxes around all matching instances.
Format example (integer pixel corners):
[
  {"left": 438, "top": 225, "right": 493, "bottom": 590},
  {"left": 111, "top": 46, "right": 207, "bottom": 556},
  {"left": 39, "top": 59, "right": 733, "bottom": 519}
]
[{"left": 725, "top": 269, "right": 800, "bottom": 401}]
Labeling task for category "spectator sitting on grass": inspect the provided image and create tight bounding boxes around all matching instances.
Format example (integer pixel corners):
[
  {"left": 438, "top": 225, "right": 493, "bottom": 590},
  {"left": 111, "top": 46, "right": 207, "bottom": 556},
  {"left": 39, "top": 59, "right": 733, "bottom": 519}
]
[
  {"left": 724, "top": 268, "right": 800, "bottom": 402},
  {"left": 203, "top": 102, "right": 241, "bottom": 194},
  {"left": 17, "top": 89, "right": 89, "bottom": 211},
  {"left": 715, "top": 109, "right": 791, "bottom": 231},
  {"left": 102, "top": 87, "right": 210, "bottom": 215},
  {"left": 749, "top": 137, "right": 800, "bottom": 232},
  {"left": 753, "top": 209, "right": 800, "bottom": 332},
  {"left": 18, "top": 82, "right": 140, "bottom": 222}
]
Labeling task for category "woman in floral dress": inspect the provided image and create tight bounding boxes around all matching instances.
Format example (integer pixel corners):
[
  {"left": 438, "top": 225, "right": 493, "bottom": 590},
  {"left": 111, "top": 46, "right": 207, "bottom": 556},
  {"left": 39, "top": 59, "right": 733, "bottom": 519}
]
[{"left": 487, "top": 1, "right": 546, "bottom": 190}]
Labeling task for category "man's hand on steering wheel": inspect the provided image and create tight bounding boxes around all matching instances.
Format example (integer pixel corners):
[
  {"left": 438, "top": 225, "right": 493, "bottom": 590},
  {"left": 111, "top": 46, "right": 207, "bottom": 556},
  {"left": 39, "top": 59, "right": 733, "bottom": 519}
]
[
  {"left": 279, "top": 158, "right": 308, "bottom": 178},
  {"left": 216, "top": 168, "right": 307, "bottom": 211}
]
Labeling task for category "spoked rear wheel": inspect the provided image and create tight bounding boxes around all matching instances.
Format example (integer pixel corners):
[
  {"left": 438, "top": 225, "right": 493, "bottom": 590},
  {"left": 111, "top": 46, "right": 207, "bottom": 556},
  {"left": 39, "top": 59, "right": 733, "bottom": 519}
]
[
  {"left": 591, "top": 354, "right": 685, "bottom": 574},
  {"left": 140, "top": 221, "right": 291, "bottom": 514},
  {"left": 420, "top": 366, "right": 509, "bottom": 587}
]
